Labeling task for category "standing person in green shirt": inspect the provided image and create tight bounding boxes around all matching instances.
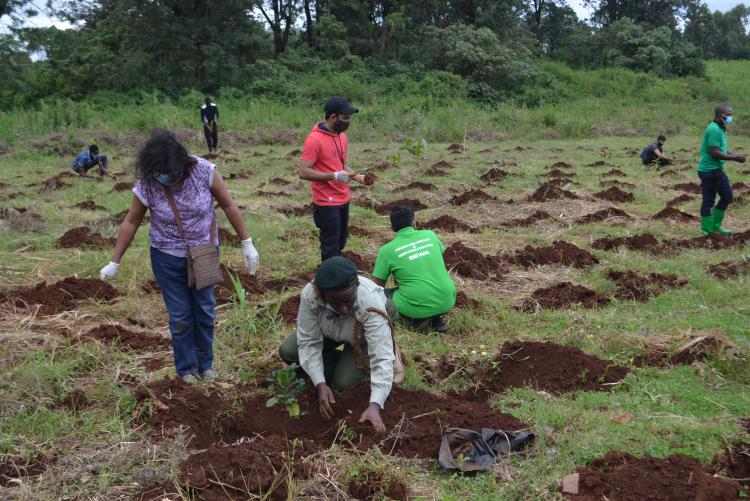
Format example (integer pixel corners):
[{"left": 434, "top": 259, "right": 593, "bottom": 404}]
[
  {"left": 697, "top": 104, "right": 746, "bottom": 236},
  {"left": 372, "top": 205, "right": 456, "bottom": 333}
]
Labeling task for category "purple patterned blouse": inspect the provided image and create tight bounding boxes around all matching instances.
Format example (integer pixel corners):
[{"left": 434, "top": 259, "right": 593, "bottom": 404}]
[{"left": 133, "top": 156, "right": 218, "bottom": 256}]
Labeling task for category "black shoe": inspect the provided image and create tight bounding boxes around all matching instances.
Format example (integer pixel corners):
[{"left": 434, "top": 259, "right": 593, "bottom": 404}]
[
  {"left": 431, "top": 315, "right": 448, "bottom": 333},
  {"left": 410, "top": 318, "right": 432, "bottom": 332}
]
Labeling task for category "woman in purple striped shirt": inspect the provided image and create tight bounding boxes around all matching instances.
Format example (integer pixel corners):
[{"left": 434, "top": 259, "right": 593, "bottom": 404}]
[{"left": 100, "top": 130, "right": 259, "bottom": 382}]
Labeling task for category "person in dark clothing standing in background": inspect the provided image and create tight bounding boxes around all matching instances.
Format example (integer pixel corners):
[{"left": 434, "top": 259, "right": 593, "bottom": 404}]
[
  {"left": 640, "top": 135, "right": 674, "bottom": 167},
  {"left": 200, "top": 97, "right": 220, "bottom": 153}
]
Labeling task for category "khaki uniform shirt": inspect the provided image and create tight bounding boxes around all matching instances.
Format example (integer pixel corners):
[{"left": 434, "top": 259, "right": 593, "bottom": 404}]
[{"left": 296, "top": 276, "right": 394, "bottom": 408}]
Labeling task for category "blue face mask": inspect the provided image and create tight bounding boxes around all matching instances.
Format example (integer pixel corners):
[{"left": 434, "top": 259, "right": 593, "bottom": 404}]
[
  {"left": 723, "top": 115, "right": 734, "bottom": 126},
  {"left": 153, "top": 172, "right": 182, "bottom": 186}
]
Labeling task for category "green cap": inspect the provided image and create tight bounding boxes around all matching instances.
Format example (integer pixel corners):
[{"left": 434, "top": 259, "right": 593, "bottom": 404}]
[{"left": 315, "top": 257, "right": 358, "bottom": 291}]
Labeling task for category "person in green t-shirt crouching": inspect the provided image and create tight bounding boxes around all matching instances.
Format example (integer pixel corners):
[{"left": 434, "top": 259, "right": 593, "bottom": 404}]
[
  {"left": 372, "top": 205, "right": 457, "bottom": 333},
  {"left": 697, "top": 104, "right": 746, "bottom": 236}
]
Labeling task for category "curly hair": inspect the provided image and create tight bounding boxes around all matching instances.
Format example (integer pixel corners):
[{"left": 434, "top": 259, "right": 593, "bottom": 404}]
[{"left": 134, "top": 130, "right": 196, "bottom": 180}]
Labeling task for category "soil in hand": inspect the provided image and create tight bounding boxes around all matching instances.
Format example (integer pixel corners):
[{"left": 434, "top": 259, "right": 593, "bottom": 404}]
[
  {"left": 607, "top": 270, "right": 688, "bottom": 301},
  {"left": 528, "top": 182, "right": 578, "bottom": 202},
  {"left": 58, "top": 227, "right": 115, "bottom": 249},
  {"left": 592, "top": 233, "right": 661, "bottom": 253},
  {"left": 576, "top": 207, "right": 632, "bottom": 224},
  {"left": 443, "top": 241, "right": 506, "bottom": 280},
  {"left": 395, "top": 181, "right": 436, "bottom": 192},
  {"left": 524, "top": 282, "right": 610, "bottom": 310},
  {"left": 420, "top": 215, "right": 477, "bottom": 233},
  {"left": 81, "top": 324, "right": 166, "bottom": 351},
  {"left": 0, "top": 455, "right": 50, "bottom": 487},
  {"left": 667, "top": 193, "right": 695, "bottom": 206},
  {"left": 341, "top": 250, "right": 375, "bottom": 271},
  {"left": 510, "top": 241, "right": 599, "bottom": 268},
  {"left": 349, "top": 470, "right": 410, "bottom": 501},
  {"left": 480, "top": 167, "right": 509, "bottom": 183},
  {"left": 375, "top": 198, "right": 428, "bottom": 215},
  {"left": 0, "top": 277, "right": 121, "bottom": 315},
  {"left": 72, "top": 200, "right": 106, "bottom": 210},
  {"left": 672, "top": 182, "right": 702, "bottom": 194},
  {"left": 708, "top": 259, "right": 750, "bottom": 279},
  {"left": 562, "top": 451, "right": 743, "bottom": 500},
  {"left": 503, "top": 210, "right": 553, "bottom": 227},
  {"left": 450, "top": 189, "right": 496, "bottom": 206},
  {"left": 652, "top": 207, "right": 696, "bottom": 223},
  {"left": 593, "top": 186, "right": 635, "bottom": 203}
]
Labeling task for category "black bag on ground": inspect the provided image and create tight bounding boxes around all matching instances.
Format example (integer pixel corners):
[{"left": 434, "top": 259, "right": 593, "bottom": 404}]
[{"left": 438, "top": 427, "right": 535, "bottom": 473}]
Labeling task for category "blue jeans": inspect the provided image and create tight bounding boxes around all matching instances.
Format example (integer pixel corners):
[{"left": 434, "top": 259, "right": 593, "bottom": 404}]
[
  {"left": 698, "top": 169, "right": 732, "bottom": 217},
  {"left": 150, "top": 247, "right": 216, "bottom": 376}
]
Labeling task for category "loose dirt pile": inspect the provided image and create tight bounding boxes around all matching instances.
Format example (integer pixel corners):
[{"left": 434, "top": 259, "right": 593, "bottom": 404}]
[
  {"left": 672, "top": 182, "right": 702, "bottom": 194},
  {"left": 603, "top": 169, "right": 627, "bottom": 177},
  {"left": 421, "top": 215, "right": 477, "bottom": 233},
  {"left": 669, "top": 230, "right": 750, "bottom": 252},
  {"left": 277, "top": 295, "right": 300, "bottom": 323},
  {"left": 607, "top": 270, "right": 688, "bottom": 301},
  {"left": 454, "top": 290, "right": 481, "bottom": 309},
  {"left": 593, "top": 186, "right": 635, "bottom": 203},
  {"left": 547, "top": 168, "right": 574, "bottom": 178},
  {"left": 443, "top": 241, "right": 506, "bottom": 280},
  {"left": 480, "top": 168, "right": 509, "bottom": 183},
  {"left": 72, "top": 200, "right": 106, "bottom": 210},
  {"left": 652, "top": 207, "right": 696, "bottom": 223},
  {"left": 713, "top": 442, "right": 750, "bottom": 488},
  {"left": 217, "top": 228, "right": 240, "bottom": 246},
  {"left": 341, "top": 250, "right": 375, "bottom": 271},
  {"left": 0, "top": 277, "right": 121, "bottom": 315},
  {"left": 587, "top": 160, "right": 608, "bottom": 167},
  {"left": 348, "top": 225, "right": 378, "bottom": 238},
  {"left": 81, "top": 324, "right": 166, "bottom": 351},
  {"left": 550, "top": 161, "right": 573, "bottom": 169},
  {"left": 36, "top": 172, "right": 73, "bottom": 191},
  {"left": 546, "top": 177, "right": 576, "bottom": 187},
  {"left": 278, "top": 204, "right": 312, "bottom": 217},
  {"left": 528, "top": 182, "right": 578, "bottom": 201},
  {"left": 450, "top": 189, "right": 496, "bottom": 206},
  {"left": 0, "top": 455, "right": 50, "bottom": 487},
  {"left": 524, "top": 282, "right": 610, "bottom": 310},
  {"left": 215, "top": 264, "right": 268, "bottom": 304},
  {"left": 112, "top": 182, "right": 133, "bottom": 192},
  {"left": 503, "top": 210, "right": 553, "bottom": 227},
  {"left": 576, "top": 207, "right": 633, "bottom": 224},
  {"left": 140, "top": 279, "right": 161, "bottom": 295},
  {"left": 447, "top": 143, "right": 463, "bottom": 152},
  {"left": 348, "top": 470, "right": 410, "bottom": 501},
  {"left": 375, "top": 199, "right": 428, "bottom": 215},
  {"left": 426, "top": 160, "right": 455, "bottom": 176},
  {"left": 57, "top": 227, "right": 115, "bottom": 249},
  {"left": 600, "top": 180, "right": 636, "bottom": 189},
  {"left": 562, "top": 451, "right": 743, "bottom": 500},
  {"left": 592, "top": 233, "right": 661, "bottom": 253},
  {"left": 667, "top": 193, "right": 695, "bottom": 206},
  {"left": 510, "top": 241, "right": 599, "bottom": 268},
  {"left": 395, "top": 181, "right": 436, "bottom": 191},
  {"left": 708, "top": 259, "right": 750, "bottom": 279}
]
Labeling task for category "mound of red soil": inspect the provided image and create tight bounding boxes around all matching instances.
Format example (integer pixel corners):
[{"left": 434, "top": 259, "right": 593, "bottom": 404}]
[
  {"left": 82, "top": 324, "right": 165, "bottom": 351},
  {"left": 667, "top": 193, "right": 696, "bottom": 206},
  {"left": 425, "top": 160, "right": 455, "bottom": 177},
  {"left": 443, "top": 241, "right": 506, "bottom": 280},
  {"left": 550, "top": 161, "right": 573, "bottom": 169},
  {"left": 226, "top": 171, "right": 250, "bottom": 179},
  {"left": 395, "top": 181, "right": 436, "bottom": 191},
  {"left": 546, "top": 177, "right": 576, "bottom": 187},
  {"left": 349, "top": 471, "right": 410, "bottom": 501},
  {"left": 375, "top": 198, "right": 428, "bottom": 215},
  {"left": 713, "top": 442, "right": 750, "bottom": 488},
  {"left": 600, "top": 179, "right": 636, "bottom": 189},
  {"left": 38, "top": 173, "right": 72, "bottom": 191},
  {"left": 277, "top": 294, "right": 300, "bottom": 323},
  {"left": 72, "top": 200, "right": 106, "bottom": 210},
  {"left": 547, "top": 168, "right": 575, "bottom": 178},
  {"left": 652, "top": 207, "right": 697, "bottom": 223},
  {"left": 593, "top": 186, "right": 635, "bottom": 203},
  {"left": 672, "top": 182, "right": 702, "bottom": 194},
  {"left": 454, "top": 290, "right": 481, "bottom": 309},
  {"left": 528, "top": 182, "right": 578, "bottom": 201},
  {"left": 341, "top": 250, "right": 375, "bottom": 271},
  {"left": 112, "top": 182, "right": 132, "bottom": 192},
  {"left": 562, "top": 451, "right": 743, "bottom": 500},
  {"left": 510, "top": 241, "right": 599, "bottom": 268},
  {"left": 525, "top": 282, "right": 610, "bottom": 310},
  {"left": 217, "top": 227, "right": 240, "bottom": 246},
  {"left": 480, "top": 168, "right": 509, "bottom": 183},
  {"left": 0, "top": 455, "right": 49, "bottom": 487},
  {"left": 708, "top": 259, "right": 750, "bottom": 279},
  {"left": 732, "top": 181, "right": 749, "bottom": 191},
  {"left": 587, "top": 160, "right": 608, "bottom": 167},
  {"left": 0, "top": 277, "right": 121, "bottom": 315},
  {"left": 450, "top": 189, "right": 496, "bottom": 206},
  {"left": 607, "top": 270, "right": 688, "bottom": 301},
  {"left": 447, "top": 144, "right": 463, "bottom": 152},
  {"left": 602, "top": 169, "right": 626, "bottom": 177},
  {"left": 58, "top": 227, "right": 115, "bottom": 249},
  {"left": 140, "top": 279, "right": 160, "bottom": 295},
  {"left": 269, "top": 177, "right": 292, "bottom": 186},
  {"left": 261, "top": 272, "right": 312, "bottom": 293},
  {"left": 215, "top": 264, "right": 268, "bottom": 304},
  {"left": 669, "top": 230, "right": 750, "bottom": 252},
  {"left": 421, "top": 215, "right": 477, "bottom": 233},
  {"left": 592, "top": 233, "right": 661, "bottom": 253},
  {"left": 503, "top": 210, "right": 553, "bottom": 227},
  {"left": 348, "top": 225, "right": 378, "bottom": 238},
  {"left": 576, "top": 207, "right": 633, "bottom": 224},
  {"left": 278, "top": 204, "right": 312, "bottom": 217}
]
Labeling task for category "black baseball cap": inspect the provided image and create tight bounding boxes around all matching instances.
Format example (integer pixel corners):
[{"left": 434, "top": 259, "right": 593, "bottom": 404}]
[
  {"left": 324, "top": 96, "right": 358, "bottom": 117},
  {"left": 315, "top": 256, "right": 358, "bottom": 291}
]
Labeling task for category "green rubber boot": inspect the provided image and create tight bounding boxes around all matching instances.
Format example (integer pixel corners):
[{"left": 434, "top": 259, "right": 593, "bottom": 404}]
[
  {"left": 712, "top": 208, "right": 733, "bottom": 236},
  {"left": 700, "top": 216, "right": 715, "bottom": 237}
]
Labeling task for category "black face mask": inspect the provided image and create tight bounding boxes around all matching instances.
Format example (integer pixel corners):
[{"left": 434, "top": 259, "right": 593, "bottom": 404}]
[{"left": 333, "top": 118, "right": 350, "bottom": 133}]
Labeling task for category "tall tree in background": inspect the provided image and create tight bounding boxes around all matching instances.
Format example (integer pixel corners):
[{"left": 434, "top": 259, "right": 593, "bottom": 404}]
[
  {"left": 257, "top": 0, "right": 299, "bottom": 54},
  {"left": 583, "top": 0, "right": 697, "bottom": 29},
  {"left": 686, "top": 3, "right": 750, "bottom": 59}
]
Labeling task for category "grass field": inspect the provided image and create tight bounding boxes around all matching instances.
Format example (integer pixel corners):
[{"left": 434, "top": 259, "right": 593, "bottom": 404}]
[{"left": 0, "top": 126, "right": 748, "bottom": 500}]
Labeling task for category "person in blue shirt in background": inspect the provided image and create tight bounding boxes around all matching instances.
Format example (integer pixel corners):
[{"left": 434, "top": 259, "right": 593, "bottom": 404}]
[
  {"left": 72, "top": 144, "right": 109, "bottom": 178},
  {"left": 640, "top": 135, "right": 675, "bottom": 168}
]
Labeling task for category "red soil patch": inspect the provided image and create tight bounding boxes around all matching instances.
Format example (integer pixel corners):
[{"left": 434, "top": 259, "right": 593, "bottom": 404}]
[
  {"left": 524, "top": 282, "right": 610, "bottom": 310},
  {"left": 112, "top": 182, "right": 133, "bottom": 192},
  {"left": 269, "top": 177, "right": 292, "bottom": 186},
  {"left": 587, "top": 160, "right": 608, "bottom": 167},
  {"left": 215, "top": 264, "right": 268, "bottom": 304},
  {"left": 58, "top": 227, "right": 115, "bottom": 249},
  {"left": 592, "top": 233, "right": 661, "bottom": 253},
  {"left": 503, "top": 210, "right": 553, "bottom": 227},
  {"left": 652, "top": 207, "right": 697, "bottom": 223},
  {"left": 0, "top": 277, "right": 121, "bottom": 315},
  {"left": 341, "top": 250, "right": 375, "bottom": 271},
  {"left": 0, "top": 455, "right": 50, "bottom": 487},
  {"left": 349, "top": 470, "right": 410, "bottom": 501},
  {"left": 672, "top": 182, "right": 702, "bottom": 194},
  {"left": 82, "top": 324, "right": 166, "bottom": 351},
  {"left": 480, "top": 168, "right": 509, "bottom": 183},
  {"left": 348, "top": 225, "right": 378, "bottom": 238},
  {"left": 375, "top": 198, "right": 428, "bottom": 215},
  {"left": 732, "top": 181, "right": 749, "bottom": 191},
  {"left": 277, "top": 294, "right": 300, "bottom": 323},
  {"left": 447, "top": 143, "right": 463, "bottom": 152},
  {"left": 425, "top": 160, "right": 455, "bottom": 176},
  {"left": 667, "top": 193, "right": 696, "bottom": 206},
  {"left": 550, "top": 161, "right": 573, "bottom": 169},
  {"left": 395, "top": 181, "right": 436, "bottom": 191},
  {"left": 37, "top": 173, "right": 72, "bottom": 191},
  {"left": 547, "top": 168, "right": 575, "bottom": 178},
  {"left": 669, "top": 230, "right": 750, "bottom": 252},
  {"left": 217, "top": 227, "right": 240, "bottom": 246},
  {"left": 575, "top": 207, "right": 633, "bottom": 224},
  {"left": 450, "top": 189, "right": 496, "bottom": 205},
  {"left": 510, "top": 241, "right": 599, "bottom": 268},
  {"left": 563, "top": 451, "right": 743, "bottom": 500},
  {"left": 602, "top": 169, "right": 626, "bottom": 177},
  {"left": 713, "top": 442, "right": 750, "bottom": 488},
  {"left": 72, "top": 200, "right": 106, "bottom": 210},
  {"left": 528, "top": 182, "right": 579, "bottom": 201},
  {"left": 140, "top": 279, "right": 161, "bottom": 295},
  {"left": 454, "top": 290, "right": 481, "bottom": 309},
  {"left": 420, "top": 215, "right": 477, "bottom": 233},
  {"left": 546, "top": 177, "right": 576, "bottom": 187},
  {"left": 443, "top": 241, "right": 506, "bottom": 280},
  {"left": 600, "top": 179, "right": 635, "bottom": 189},
  {"left": 607, "top": 270, "right": 688, "bottom": 301},
  {"left": 593, "top": 186, "right": 635, "bottom": 203},
  {"left": 278, "top": 203, "right": 312, "bottom": 217},
  {"left": 708, "top": 259, "right": 750, "bottom": 279}
]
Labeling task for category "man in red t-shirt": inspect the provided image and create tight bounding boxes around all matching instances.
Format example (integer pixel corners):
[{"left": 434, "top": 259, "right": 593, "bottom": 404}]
[{"left": 298, "top": 96, "right": 371, "bottom": 261}]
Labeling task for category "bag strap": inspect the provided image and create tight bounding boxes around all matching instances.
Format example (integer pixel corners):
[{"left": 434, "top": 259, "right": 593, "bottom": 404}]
[
  {"left": 352, "top": 306, "right": 398, "bottom": 373},
  {"left": 163, "top": 185, "right": 217, "bottom": 246}
]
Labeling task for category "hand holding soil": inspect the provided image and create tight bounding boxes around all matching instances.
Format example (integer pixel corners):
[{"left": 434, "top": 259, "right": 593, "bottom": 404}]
[
  {"left": 317, "top": 383, "right": 336, "bottom": 420},
  {"left": 353, "top": 173, "right": 376, "bottom": 185},
  {"left": 359, "top": 402, "right": 386, "bottom": 434}
]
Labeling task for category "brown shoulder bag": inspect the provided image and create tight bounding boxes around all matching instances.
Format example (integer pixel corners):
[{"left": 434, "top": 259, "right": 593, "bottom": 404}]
[{"left": 352, "top": 307, "right": 405, "bottom": 385}]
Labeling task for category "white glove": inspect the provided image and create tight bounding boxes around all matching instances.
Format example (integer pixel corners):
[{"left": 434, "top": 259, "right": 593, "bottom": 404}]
[
  {"left": 333, "top": 171, "right": 350, "bottom": 183},
  {"left": 100, "top": 261, "right": 119, "bottom": 280},
  {"left": 241, "top": 238, "right": 259, "bottom": 275}
]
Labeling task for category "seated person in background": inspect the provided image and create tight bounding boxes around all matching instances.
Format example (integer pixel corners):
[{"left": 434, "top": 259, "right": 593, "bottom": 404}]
[
  {"left": 372, "top": 205, "right": 456, "bottom": 333},
  {"left": 640, "top": 135, "right": 674, "bottom": 167},
  {"left": 72, "top": 144, "right": 108, "bottom": 177}
]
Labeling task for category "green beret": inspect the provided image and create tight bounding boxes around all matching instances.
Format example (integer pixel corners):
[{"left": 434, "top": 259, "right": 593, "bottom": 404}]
[{"left": 315, "top": 257, "right": 358, "bottom": 291}]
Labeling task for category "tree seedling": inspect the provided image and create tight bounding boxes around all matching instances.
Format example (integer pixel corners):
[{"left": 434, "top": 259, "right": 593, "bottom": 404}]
[{"left": 266, "top": 364, "right": 306, "bottom": 418}]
